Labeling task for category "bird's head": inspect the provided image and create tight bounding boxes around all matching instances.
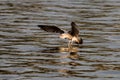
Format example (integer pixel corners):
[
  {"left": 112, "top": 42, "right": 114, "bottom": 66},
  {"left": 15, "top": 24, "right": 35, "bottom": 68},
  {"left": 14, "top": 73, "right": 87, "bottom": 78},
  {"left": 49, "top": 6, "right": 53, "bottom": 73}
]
[
  {"left": 72, "top": 37, "right": 83, "bottom": 44},
  {"left": 74, "top": 37, "right": 83, "bottom": 44}
]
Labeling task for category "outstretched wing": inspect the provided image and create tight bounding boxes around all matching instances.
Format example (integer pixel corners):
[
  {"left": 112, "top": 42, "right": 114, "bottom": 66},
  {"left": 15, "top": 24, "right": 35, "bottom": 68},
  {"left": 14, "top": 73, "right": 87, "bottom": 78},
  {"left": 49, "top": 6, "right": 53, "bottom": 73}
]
[
  {"left": 68, "top": 22, "right": 79, "bottom": 36},
  {"left": 38, "top": 25, "right": 64, "bottom": 34}
]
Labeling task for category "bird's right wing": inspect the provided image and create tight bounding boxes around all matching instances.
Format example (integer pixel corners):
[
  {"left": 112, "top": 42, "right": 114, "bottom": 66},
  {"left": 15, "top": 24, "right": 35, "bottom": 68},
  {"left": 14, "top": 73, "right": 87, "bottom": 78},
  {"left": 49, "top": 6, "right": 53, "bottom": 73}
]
[
  {"left": 38, "top": 25, "right": 64, "bottom": 34},
  {"left": 68, "top": 22, "right": 79, "bottom": 36}
]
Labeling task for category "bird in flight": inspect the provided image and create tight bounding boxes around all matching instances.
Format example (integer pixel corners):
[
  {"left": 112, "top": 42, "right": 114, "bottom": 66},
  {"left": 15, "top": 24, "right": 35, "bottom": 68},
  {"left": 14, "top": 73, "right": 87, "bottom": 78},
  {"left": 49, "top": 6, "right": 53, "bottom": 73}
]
[{"left": 38, "top": 22, "right": 83, "bottom": 48}]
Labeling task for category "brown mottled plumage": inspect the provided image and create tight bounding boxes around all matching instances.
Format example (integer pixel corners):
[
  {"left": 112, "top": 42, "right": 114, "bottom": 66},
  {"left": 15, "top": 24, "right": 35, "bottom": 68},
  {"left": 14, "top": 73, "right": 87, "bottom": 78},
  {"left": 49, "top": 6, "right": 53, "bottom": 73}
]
[{"left": 38, "top": 22, "right": 83, "bottom": 48}]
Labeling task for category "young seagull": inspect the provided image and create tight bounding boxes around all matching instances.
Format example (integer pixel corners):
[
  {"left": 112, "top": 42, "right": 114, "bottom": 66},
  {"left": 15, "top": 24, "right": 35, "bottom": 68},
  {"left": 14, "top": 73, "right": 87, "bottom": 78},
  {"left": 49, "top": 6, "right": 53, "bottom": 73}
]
[{"left": 38, "top": 22, "right": 83, "bottom": 48}]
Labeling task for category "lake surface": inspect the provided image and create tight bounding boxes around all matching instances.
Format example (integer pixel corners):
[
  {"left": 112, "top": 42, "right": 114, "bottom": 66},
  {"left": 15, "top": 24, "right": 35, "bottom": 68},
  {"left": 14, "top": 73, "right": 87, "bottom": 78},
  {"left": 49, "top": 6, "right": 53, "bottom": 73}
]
[{"left": 0, "top": 0, "right": 120, "bottom": 80}]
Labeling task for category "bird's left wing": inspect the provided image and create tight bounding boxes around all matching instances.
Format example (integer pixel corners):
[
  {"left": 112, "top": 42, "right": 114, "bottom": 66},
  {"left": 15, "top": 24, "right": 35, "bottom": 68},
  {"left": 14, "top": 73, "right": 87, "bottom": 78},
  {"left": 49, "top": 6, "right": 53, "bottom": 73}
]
[{"left": 38, "top": 25, "right": 64, "bottom": 34}]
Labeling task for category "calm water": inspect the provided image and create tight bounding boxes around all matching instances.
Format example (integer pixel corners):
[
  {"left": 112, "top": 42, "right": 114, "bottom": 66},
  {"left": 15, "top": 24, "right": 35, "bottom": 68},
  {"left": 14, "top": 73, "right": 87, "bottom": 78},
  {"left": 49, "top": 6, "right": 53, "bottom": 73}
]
[{"left": 0, "top": 0, "right": 120, "bottom": 80}]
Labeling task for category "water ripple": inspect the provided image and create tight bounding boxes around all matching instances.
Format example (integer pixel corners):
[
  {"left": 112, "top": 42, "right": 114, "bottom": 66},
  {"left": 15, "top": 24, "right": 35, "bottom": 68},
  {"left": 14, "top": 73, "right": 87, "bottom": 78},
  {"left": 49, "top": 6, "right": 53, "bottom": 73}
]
[{"left": 0, "top": 0, "right": 120, "bottom": 80}]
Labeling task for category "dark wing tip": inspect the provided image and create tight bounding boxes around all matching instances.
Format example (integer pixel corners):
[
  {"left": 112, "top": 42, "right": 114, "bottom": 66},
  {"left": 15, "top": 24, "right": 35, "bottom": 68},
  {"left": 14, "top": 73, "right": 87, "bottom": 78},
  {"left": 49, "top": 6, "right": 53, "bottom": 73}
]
[
  {"left": 38, "top": 25, "right": 46, "bottom": 29},
  {"left": 71, "top": 22, "right": 76, "bottom": 26}
]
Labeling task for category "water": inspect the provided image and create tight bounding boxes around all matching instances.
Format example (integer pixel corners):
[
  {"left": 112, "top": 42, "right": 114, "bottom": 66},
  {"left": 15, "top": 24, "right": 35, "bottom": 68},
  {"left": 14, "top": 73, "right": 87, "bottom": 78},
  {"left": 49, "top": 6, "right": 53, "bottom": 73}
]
[{"left": 0, "top": 0, "right": 120, "bottom": 80}]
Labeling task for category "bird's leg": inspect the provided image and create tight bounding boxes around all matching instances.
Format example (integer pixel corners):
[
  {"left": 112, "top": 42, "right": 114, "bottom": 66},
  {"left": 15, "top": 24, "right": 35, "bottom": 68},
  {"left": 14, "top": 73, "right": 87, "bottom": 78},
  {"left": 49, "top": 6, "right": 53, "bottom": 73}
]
[{"left": 68, "top": 40, "right": 72, "bottom": 49}]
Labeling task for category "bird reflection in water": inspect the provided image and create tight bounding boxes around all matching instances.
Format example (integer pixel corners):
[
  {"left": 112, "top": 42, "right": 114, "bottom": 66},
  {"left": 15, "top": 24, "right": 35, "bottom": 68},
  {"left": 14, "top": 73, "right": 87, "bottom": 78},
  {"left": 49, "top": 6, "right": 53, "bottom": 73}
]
[
  {"left": 58, "top": 46, "right": 83, "bottom": 76},
  {"left": 40, "top": 46, "right": 82, "bottom": 76},
  {"left": 41, "top": 46, "right": 80, "bottom": 60},
  {"left": 59, "top": 47, "right": 80, "bottom": 60}
]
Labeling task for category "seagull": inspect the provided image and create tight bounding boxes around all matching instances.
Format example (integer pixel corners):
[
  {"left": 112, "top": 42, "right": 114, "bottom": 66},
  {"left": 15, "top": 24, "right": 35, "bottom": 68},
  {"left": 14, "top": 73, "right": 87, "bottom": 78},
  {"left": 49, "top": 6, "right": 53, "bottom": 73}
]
[{"left": 38, "top": 22, "right": 83, "bottom": 48}]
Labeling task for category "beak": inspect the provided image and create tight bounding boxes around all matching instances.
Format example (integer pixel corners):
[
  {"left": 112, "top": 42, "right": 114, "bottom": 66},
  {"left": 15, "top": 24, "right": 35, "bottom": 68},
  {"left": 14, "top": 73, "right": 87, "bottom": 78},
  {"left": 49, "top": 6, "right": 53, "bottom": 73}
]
[
  {"left": 79, "top": 38, "right": 83, "bottom": 44},
  {"left": 75, "top": 41, "right": 79, "bottom": 44}
]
